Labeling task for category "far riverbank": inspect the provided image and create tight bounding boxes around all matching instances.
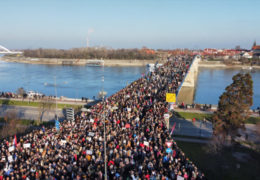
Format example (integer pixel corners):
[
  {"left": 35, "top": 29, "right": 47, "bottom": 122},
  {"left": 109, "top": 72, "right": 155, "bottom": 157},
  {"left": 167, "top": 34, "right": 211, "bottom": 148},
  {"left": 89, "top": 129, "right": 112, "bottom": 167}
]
[
  {"left": 199, "top": 61, "right": 260, "bottom": 69},
  {"left": 1, "top": 56, "right": 260, "bottom": 69},
  {"left": 0, "top": 57, "right": 164, "bottom": 66}
]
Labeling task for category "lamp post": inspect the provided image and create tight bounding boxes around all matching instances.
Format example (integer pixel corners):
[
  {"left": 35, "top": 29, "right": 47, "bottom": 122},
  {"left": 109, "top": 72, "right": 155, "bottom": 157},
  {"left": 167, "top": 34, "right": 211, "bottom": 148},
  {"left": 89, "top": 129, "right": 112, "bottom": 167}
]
[
  {"left": 87, "top": 65, "right": 107, "bottom": 179},
  {"left": 101, "top": 73, "right": 108, "bottom": 180},
  {"left": 54, "top": 76, "right": 58, "bottom": 122}
]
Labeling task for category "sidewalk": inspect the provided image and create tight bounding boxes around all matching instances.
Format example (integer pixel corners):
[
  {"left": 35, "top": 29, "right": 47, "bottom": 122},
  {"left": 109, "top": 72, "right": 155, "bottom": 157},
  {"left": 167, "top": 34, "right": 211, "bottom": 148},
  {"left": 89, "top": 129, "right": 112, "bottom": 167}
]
[{"left": 0, "top": 97, "right": 88, "bottom": 105}]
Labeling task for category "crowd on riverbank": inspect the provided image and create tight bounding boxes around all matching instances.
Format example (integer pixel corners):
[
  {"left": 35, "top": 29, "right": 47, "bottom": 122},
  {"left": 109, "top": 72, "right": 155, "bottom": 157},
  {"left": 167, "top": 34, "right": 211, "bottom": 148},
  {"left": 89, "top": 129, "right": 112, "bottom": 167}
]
[
  {"left": 0, "top": 91, "right": 89, "bottom": 103},
  {"left": 0, "top": 55, "right": 207, "bottom": 179}
]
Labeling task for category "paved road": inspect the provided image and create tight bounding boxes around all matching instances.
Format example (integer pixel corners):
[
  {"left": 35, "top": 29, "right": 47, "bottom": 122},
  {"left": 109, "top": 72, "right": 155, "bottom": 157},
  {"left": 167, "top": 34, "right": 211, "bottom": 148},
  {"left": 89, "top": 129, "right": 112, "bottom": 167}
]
[
  {"left": 169, "top": 116, "right": 213, "bottom": 138},
  {"left": 0, "top": 105, "right": 64, "bottom": 121}
]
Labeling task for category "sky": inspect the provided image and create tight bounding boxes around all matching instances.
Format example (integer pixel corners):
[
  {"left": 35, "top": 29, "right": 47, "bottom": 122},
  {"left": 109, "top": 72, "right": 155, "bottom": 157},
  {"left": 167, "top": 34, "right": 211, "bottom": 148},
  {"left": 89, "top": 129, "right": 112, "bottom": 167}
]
[{"left": 0, "top": 0, "right": 260, "bottom": 50}]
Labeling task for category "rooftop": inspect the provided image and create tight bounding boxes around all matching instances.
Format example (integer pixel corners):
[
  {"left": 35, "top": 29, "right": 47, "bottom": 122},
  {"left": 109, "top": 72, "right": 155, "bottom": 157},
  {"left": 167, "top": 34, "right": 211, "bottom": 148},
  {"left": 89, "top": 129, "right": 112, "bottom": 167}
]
[{"left": 252, "top": 45, "right": 260, "bottom": 50}]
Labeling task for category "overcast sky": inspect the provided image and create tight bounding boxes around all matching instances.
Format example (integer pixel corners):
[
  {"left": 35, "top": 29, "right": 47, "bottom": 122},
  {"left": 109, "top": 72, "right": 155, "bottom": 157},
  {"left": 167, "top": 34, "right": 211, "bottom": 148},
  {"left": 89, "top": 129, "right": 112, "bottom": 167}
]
[{"left": 0, "top": 0, "right": 260, "bottom": 50}]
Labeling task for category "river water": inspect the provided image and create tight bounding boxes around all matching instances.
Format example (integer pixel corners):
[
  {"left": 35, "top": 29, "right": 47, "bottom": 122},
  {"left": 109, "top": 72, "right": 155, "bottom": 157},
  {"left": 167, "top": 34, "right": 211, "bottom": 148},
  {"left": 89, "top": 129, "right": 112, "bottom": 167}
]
[
  {"left": 0, "top": 61, "right": 146, "bottom": 99},
  {"left": 0, "top": 60, "right": 259, "bottom": 109},
  {"left": 194, "top": 67, "right": 260, "bottom": 109}
]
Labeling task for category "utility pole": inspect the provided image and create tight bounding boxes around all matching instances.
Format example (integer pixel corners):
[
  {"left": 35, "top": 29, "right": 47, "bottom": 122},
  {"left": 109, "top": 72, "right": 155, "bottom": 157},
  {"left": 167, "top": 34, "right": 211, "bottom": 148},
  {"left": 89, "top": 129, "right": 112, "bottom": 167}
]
[
  {"left": 54, "top": 76, "right": 58, "bottom": 122},
  {"left": 102, "top": 64, "right": 107, "bottom": 180}
]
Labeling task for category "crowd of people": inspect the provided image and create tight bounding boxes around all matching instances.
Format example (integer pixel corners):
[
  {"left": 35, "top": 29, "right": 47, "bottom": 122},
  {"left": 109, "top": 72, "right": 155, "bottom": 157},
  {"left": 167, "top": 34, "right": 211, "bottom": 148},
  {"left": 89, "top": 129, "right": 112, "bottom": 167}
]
[
  {"left": 0, "top": 55, "right": 206, "bottom": 179},
  {"left": 0, "top": 92, "right": 17, "bottom": 99}
]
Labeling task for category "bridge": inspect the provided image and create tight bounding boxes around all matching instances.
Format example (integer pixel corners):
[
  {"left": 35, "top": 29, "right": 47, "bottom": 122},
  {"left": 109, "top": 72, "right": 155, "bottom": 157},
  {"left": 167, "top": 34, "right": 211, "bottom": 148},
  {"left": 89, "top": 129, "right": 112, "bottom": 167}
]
[
  {"left": 0, "top": 45, "right": 23, "bottom": 54},
  {"left": 177, "top": 55, "right": 201, "bottom": 104}
]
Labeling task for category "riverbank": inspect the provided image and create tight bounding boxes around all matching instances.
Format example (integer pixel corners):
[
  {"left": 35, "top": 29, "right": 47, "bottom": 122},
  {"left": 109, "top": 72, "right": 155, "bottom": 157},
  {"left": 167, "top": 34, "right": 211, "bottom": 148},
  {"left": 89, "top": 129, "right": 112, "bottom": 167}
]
[
  {"left": 0, "top": 57, "right": 164, "bottom": 66},
  {"left": 199, "top": 60, "right": 260, "bottom": 69}
]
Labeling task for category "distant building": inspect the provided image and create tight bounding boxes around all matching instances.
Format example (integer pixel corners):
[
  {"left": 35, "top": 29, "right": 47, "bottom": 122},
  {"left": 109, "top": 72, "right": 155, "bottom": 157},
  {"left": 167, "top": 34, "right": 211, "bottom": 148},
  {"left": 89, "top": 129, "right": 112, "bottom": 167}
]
[
  {"left": 242, "top": 52, "right": 253, "bottom": 59},
  {"left": 252, "top": 43, "right": 260, "bottom": 58}
]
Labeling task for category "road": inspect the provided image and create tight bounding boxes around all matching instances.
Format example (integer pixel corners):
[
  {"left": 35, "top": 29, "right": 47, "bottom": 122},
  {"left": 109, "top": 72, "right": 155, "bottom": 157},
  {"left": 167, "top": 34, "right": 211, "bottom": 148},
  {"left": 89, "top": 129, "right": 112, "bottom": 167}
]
[
  {"left": 170, "top": 116, "right": 213, "bottom": 138},
  {"left": 0, "top": 105, "right": 64, "bottom": 121}
]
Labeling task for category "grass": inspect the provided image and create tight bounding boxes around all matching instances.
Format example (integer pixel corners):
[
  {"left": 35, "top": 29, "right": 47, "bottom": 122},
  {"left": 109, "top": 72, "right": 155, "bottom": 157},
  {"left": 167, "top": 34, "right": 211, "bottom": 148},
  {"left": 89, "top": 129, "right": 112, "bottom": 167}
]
[
  {"left": 245, "top": 117, "right": 260, "bottom": 124},
  {"left": 0, "top": 99, "right": 82, "bottom": 109},
  {"left": 175, "top": 111, "right": 260, "bottom": 124},
  {"left": 175, "top": 111, "right": 212, "bottom": 121},
  {"left": 176, "top": 141, "right": 260, "bottom": 180}
]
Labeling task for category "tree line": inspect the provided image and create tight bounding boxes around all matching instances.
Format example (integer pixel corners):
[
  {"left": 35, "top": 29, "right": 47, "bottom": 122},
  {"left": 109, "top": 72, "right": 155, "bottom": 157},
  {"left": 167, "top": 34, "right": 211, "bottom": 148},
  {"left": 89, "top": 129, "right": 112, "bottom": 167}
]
[{"left": 22, "top": 48, "right": 158, "bottom": 60}]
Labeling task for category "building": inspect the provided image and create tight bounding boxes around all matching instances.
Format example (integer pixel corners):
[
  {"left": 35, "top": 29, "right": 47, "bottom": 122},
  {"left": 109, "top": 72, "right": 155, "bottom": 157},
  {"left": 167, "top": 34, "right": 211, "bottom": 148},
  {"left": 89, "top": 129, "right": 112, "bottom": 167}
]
[
  {"left": 252, "top": 41, "right": 260, "bottom": 58},
  {"left": 242, "top": 52, "right": 253, "bottom": 59}
]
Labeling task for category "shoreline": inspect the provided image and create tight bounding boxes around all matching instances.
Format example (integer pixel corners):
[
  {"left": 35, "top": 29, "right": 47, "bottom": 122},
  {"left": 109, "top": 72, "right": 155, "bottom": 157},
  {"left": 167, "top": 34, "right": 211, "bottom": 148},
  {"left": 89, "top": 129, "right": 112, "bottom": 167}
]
[
  {"left": 0, "top": 57, "right": 164, "bottom": 66},
  {"left": 199, "top": 61, "right": 260, "bottom": 69},
  {"left": 1, "top": 57, "right": 259, "bottom": 69}
]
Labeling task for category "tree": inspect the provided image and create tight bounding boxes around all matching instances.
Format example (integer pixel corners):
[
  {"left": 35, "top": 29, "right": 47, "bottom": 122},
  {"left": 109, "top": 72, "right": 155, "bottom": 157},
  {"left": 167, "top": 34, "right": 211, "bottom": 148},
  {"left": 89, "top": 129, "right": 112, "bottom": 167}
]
[
  {"left": 38, "top": 98, "right": 54, "bottom": 125},
  {"left": 212, "top": 73, "right": 253, "bottom": 144}
]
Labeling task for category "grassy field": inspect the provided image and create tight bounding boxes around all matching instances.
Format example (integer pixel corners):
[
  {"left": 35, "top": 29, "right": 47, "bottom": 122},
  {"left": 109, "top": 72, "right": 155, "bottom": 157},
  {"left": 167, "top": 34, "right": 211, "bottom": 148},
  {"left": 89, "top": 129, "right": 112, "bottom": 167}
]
[
  {"left": 175, "top": 111, "right": 212, "bottom": 121},
  {"left": 0, "top": 99, "right": 82, "bottom": 109},
  {"left": 175, "top": 111, "right": 260, "bottom": 124},
  {"left": 246, "top": 117, "right": 260, "bottom": 124},
  {"left": 176, "top": 141, "right": 260, "bottom": 180}
]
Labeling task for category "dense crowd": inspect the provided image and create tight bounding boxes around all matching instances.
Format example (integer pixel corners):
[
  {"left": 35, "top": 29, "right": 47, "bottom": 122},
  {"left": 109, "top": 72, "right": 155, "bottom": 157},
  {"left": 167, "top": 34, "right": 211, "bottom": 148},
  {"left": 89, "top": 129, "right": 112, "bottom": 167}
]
[{"left": 0, "top": 56, "right": 206, "bottom": 179}]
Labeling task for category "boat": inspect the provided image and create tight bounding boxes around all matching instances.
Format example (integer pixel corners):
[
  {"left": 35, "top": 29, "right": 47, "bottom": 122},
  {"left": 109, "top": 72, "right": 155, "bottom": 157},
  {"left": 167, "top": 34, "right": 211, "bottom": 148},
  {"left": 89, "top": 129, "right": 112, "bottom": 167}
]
[{"left": 86, "top": 59, "right": 104, "bottom": 66}]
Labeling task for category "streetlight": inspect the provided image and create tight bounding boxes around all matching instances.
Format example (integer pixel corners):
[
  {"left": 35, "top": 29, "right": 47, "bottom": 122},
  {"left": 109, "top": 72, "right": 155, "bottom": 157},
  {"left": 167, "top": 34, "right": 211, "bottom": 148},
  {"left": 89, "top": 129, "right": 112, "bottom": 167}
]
[
  {"left": 101, "top": 73, "right": 108, "bottom": 180},
  {"left": 85, "top": 102, "right": 107, "bottom": 180},
  {"left": 88, "top": 65, "right": 107, "bottom": 180},
  {"left": 54, "top": 76, "right": 59, "bottom": 126}
]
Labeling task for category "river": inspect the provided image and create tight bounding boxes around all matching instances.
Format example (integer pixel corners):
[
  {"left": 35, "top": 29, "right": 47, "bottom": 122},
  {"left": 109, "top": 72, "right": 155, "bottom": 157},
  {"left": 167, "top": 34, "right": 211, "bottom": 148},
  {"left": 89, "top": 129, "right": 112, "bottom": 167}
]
[
  {"left": 194, "top": 67, "right": 260, "bottom": 109},
  {"left": 0, "top": 61, "right": 146, "bottom": 99},
  {"left": 0, "top": 60, "right": 259, "bottom": 109}
]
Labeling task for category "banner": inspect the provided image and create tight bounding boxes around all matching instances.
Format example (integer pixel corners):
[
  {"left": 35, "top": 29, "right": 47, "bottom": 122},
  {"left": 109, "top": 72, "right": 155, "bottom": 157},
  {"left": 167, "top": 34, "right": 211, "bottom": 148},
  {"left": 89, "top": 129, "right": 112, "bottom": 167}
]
[
  {"left": 177, "top": 176, "right": 184, "bottom": 180},
  {"left": 166, "top": 93, "right": 176, "bottom": 103},
  {"left": 164, "top": 113, "right": 170, "bottom": 129},
  {"left": 60, "top": 140, "right": 67, "bottom": 145},
  {"left": 86, "top": 150, "right": 93, "bottom": 155},
  {"left": 23, "top": 143, "right": 31, "bottom": 148},
  {"left": 144, "top": 141, "right": 149, "bottom": 147},
  {"left": 55, "top": 120, "right": 60, "bottom": 131},
  {"left": 88, "top": 132, "right": 95, "bottom": 137},
  {"left": 8, "top": 146, "right": 15, "bottom": 152}
]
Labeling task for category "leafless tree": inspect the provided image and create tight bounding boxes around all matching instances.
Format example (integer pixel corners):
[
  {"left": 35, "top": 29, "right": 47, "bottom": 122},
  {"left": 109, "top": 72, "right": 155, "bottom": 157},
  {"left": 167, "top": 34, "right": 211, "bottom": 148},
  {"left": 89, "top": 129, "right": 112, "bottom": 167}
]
[{"left": 37, "top": 99, "right": 54, "bottom": 125}]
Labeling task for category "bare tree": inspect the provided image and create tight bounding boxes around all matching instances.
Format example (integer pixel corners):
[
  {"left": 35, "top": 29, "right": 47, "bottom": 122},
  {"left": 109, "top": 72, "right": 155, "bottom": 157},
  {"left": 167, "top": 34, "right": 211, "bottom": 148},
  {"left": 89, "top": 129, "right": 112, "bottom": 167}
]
[
  {"left": 0, "top": 110, "right": 26, "bottom": 138},
  {"left": 37, "top": 98, "right": 54, "bottom": 125}
]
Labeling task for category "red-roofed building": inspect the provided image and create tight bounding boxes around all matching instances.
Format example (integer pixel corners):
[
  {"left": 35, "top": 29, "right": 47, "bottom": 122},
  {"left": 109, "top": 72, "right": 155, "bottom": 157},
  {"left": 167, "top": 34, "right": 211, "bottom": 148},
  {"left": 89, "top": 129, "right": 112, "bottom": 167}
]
[
  {"left": 140, "top": 47, "right": 155, "bottom": 55},
  {"left": 252, "top": 41, "right": 260, "bottom": 58}
]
